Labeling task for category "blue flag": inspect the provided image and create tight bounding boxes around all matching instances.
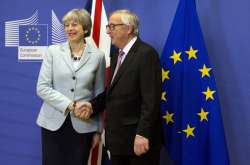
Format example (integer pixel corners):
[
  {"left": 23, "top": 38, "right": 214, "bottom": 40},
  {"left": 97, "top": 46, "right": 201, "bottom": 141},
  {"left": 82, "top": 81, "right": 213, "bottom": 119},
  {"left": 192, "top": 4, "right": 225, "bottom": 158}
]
[
  {"left": 160, "top": 0, "right": 230, "bottom": 165},
  {"left": 19, "top": 25, "right": 48, "bottom": 46}
]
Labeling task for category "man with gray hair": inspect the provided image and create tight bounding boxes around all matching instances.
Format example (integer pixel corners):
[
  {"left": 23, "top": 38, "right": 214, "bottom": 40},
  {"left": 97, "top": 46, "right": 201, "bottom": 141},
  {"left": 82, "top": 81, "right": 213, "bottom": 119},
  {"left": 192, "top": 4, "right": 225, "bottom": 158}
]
[{"left": 75, "top": 9, "right": 162, "bottom": 165}]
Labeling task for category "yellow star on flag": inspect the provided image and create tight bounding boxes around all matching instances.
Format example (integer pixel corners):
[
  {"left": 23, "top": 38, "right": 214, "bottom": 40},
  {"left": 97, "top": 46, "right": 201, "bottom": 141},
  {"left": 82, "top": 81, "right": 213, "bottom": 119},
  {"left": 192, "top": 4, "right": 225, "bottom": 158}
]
[
  {"left": 163, "top": 111, "right": 174, "bottom": 124},
  {"left": 199, "top": 64, "right": 212, "bottom": 78},
  {"left": 197, "top": 108, "right": 209, "bottom": 122},
  {"left": 161, "top": 92, "right": 167, "bottom": 101},
  {"left": 202, "top": 87, "right": 216, "bottom": 101},
  {"left": 170, "top": 50, "right": 182, "bottom": 64},
  {"left": 182, "top": 124, "right": 195, "bottom": 138},
  {"left": 185, "top": 46, "right": 198, "bottom": 59},
  {"left": 162, "top": 68, "right": 170, "bottom": 82}
]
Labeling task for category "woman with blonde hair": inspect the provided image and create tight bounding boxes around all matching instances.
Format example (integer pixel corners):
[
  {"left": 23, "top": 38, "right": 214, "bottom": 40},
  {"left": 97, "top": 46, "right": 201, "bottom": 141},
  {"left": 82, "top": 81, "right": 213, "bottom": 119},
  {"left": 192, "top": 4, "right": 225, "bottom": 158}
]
[{"left": 36, "top": 8, "right": 105, "bottom": 165}]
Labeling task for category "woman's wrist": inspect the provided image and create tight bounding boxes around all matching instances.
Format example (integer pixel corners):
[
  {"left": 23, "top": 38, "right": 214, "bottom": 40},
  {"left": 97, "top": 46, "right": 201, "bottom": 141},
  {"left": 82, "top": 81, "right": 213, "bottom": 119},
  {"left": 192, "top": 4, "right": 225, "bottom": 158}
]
[
  {"left": 95, "top": 131, "right": 102, "bottom": 135},
  {"left": 67, "top": 101, "right": 76, "bottom": 112}
]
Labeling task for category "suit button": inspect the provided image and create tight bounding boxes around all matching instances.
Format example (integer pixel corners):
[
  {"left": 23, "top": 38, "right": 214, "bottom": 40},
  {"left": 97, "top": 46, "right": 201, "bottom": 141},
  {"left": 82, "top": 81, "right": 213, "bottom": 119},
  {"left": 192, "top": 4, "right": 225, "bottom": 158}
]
[
  {"left": 72, "top": 76, "right": 76, "bottom": 80},
  {"left": 70, "top": 89, "right": 74, "bottom": 92}
]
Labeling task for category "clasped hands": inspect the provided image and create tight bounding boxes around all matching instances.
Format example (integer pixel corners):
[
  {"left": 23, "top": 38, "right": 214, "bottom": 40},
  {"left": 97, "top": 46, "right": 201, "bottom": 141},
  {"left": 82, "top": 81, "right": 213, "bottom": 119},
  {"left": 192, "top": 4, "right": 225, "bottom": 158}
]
[
  {"left": 70, "top": 101, "right": 150, "bottom": 156},
  {"left": 73, "top": 101, "right": 93, "bottom": 120},
  {"left": 71, "top": 101, "right": 100, "bottom": 148}
]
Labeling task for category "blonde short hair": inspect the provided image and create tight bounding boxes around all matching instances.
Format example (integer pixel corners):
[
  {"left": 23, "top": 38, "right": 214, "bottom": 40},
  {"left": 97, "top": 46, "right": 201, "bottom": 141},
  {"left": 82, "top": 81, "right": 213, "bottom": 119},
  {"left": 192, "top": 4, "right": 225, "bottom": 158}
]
[{"left": 62, "top": 9, "right": 92, "bottom": 37}]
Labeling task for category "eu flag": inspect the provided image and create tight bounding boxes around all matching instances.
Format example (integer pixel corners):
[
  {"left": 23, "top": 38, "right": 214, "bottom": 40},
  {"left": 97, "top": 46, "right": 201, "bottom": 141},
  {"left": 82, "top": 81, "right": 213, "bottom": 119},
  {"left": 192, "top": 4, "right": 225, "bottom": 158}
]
[
  {"left": 160, "top": 0, "right": 230, "bottom": 165},
  {"left": 19, "top": 25, "right": 48, "bottom": 46}
]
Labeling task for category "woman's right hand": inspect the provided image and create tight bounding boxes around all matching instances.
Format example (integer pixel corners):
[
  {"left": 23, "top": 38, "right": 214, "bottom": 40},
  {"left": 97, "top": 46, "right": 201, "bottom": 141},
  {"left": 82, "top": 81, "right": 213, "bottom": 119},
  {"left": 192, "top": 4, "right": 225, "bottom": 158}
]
[{"left": 73, "top": 101, "right": 93, "bottom": 120}]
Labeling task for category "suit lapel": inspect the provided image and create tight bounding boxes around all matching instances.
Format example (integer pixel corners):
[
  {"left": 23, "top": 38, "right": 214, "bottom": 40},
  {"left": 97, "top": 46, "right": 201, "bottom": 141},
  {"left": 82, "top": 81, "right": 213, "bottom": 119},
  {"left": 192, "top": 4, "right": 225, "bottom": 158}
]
[
  {"left": 108, "top": 38, "right": 141, "bottom": 93},
  {"left": 74, "top": 43, "right": 91, "bottom": 72},
  {"left": 109, "top": 51, "right": 119, "bottom": 83},
  {"left": 61, "top": 42, "right": 75, "bottom": 74},
  {"left": 60, "top": 42, "right": 91, "bottom": 73}
]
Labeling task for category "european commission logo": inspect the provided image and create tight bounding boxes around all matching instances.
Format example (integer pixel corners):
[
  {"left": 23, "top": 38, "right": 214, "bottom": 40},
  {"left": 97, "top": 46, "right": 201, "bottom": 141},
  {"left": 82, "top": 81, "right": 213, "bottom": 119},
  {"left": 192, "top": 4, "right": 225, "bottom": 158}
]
[
  {"left": 5, "top": 10, "right": 67, "bottom": 61},
  {"left": 19, "top": 25, "right": 47, "bottom": 46},
  {"left": 17, "top": 25, "right": 48, "bottom": 60}
]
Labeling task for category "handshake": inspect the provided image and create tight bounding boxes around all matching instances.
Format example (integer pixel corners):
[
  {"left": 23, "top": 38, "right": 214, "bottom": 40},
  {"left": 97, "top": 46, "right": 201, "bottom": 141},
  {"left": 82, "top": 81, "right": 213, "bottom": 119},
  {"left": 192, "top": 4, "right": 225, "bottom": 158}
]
[{"left": 69, "top": 101, "right": 93, "bottom": 120}]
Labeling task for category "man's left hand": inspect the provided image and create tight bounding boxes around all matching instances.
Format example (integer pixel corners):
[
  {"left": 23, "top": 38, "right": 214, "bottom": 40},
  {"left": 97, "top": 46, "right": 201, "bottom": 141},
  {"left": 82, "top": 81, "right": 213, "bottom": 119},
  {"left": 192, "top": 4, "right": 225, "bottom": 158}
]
[{"left": 134, "top": 134, "right": 149, "bottom": 156}]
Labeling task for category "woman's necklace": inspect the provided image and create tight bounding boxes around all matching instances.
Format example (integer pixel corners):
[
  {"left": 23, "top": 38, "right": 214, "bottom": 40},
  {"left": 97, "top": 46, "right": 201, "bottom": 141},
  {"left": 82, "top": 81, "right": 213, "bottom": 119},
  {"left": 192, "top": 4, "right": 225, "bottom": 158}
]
[
  {"left": 71, "top": 52, "right": 83, "bottom": 61},
  {"left": 70, "top": 42, "right": 85, "bottom": 61}
]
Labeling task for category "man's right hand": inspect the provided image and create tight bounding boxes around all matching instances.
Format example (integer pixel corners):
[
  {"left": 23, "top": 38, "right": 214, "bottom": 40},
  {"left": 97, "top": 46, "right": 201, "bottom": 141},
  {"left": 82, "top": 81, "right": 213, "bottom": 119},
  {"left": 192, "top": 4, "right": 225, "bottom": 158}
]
[{"left": 73, "top": 101, "right": 93, "bottom": 120}]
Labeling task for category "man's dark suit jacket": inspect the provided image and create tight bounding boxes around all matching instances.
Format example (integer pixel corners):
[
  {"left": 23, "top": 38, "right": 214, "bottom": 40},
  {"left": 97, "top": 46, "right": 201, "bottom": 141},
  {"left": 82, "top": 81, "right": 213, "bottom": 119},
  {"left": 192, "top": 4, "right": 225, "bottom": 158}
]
[{"left": 91, "top": 38, "right": 162, "bottom": 155}]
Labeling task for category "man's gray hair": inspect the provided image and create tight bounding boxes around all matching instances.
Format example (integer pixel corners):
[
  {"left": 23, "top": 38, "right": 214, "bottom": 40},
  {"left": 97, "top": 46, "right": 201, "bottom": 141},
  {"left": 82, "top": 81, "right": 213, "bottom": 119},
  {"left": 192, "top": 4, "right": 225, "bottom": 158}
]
[
  {"left": 62, "top": 9, "right": 92, "bottom": 37},
  {"left": 111, "top": 9, "right": 139, "bottom": 36}
]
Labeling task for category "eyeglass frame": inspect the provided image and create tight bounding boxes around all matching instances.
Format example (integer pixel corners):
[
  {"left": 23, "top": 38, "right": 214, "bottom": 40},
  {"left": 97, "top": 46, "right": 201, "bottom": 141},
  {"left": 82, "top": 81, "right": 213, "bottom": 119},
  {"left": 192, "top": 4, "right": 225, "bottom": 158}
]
[{"left": 106, "top": 23, "right": 125, "bottom": 31}]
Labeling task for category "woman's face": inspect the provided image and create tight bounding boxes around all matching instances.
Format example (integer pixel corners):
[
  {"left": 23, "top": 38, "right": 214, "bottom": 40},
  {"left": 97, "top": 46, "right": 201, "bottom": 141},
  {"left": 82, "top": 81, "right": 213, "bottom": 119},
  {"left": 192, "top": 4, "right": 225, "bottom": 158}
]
[{"left": 64, "top": 20, "right": 84, "bottom": 43}]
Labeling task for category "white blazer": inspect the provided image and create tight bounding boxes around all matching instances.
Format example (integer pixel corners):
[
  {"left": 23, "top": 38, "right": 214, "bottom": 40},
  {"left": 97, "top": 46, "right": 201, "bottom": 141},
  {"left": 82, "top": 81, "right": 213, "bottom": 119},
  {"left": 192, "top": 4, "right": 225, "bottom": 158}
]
[{"left": 36, "top": 42, "right": 105, "bottom": 133}]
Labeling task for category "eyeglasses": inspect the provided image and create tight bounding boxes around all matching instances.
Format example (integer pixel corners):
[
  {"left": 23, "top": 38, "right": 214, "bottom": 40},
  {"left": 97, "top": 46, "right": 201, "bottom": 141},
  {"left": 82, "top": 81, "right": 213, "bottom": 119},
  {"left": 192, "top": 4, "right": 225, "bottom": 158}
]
[{"left": 106, "top": 23, "right": 125, "bottom": 31}]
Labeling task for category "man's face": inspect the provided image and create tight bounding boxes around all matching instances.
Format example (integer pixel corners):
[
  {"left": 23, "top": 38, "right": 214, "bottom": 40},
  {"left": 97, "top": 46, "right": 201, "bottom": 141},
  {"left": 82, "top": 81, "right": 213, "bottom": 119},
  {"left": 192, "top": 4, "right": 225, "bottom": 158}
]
[{"left": 106, "top": 14, "right": 129, "bottom": 49}]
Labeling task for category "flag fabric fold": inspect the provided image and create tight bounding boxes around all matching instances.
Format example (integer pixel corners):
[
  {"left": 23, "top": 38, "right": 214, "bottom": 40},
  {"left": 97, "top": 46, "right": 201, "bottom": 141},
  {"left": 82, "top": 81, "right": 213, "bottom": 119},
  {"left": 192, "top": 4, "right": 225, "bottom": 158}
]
[
  {"left": 160, "top": 0, "right": 230, "bottom": 164},
  {"left": 85, "top": 0, "right": 111, "bottom": 165}
]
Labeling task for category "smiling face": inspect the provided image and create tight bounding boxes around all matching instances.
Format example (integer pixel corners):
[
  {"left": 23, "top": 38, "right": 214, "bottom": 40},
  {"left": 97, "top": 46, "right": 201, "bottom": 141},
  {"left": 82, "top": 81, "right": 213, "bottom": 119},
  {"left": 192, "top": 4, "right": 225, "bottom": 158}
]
[
  {"left": 64, "top": 21, "right": 84, "bottom": 43},
  {"left": 106, "top": 13, "right": 132, "bottom": 49}
]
